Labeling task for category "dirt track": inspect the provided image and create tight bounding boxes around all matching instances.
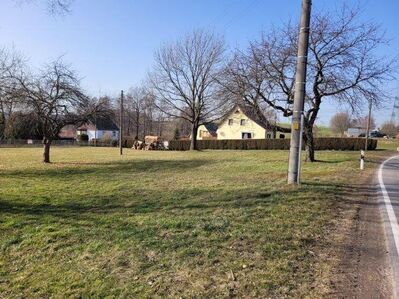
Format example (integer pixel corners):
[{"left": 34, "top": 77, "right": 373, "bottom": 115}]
[{"left": 325, "top": 177, "right": 393, "bottom": 298}]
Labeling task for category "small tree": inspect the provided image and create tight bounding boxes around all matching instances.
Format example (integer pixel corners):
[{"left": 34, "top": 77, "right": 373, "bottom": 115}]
[
  {"left": 149, "top": 29, "right": 226, "bottom": 150},
  {"left": 16, "top": 59, "right": 98, "bottom": 163},
  {"left": 330, "top": 112, "right": 352, "bottom": 137},
  {"left": 354, "top": 115, "right": 376, "bottom": 130},
  {"left": 125, "top": 87, "right": 145, "bottom": 139},
  {"left": 381, "top": 121, "right": 398, "bottom": 138}
]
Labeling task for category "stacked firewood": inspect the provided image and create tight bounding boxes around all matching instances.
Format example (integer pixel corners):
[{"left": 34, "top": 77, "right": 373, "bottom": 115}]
[{"left": 132, "top": 136, "right": 165, "bottom": 150}]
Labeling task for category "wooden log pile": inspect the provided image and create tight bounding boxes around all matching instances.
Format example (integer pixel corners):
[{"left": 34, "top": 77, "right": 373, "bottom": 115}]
[{"left": 131, "top": 136, "right": 165, "bottom": 150}]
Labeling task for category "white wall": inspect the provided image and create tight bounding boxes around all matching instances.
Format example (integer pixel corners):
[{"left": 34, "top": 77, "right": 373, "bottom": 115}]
[{"left": 87, "top": 130, "right": 119, "bottom": 141}]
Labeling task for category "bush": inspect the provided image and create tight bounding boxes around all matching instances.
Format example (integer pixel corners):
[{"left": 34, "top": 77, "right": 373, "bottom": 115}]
[{"left": 168, "top": 138, "right": 377, "bottom": 151}]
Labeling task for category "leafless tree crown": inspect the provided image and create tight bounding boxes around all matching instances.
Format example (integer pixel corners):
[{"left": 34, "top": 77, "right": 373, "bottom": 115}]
[
  {"left": 149, "top": 30, "right": 226, "bottom": 125},
  {"left": 221, "top": 5, "right": 397, "bottom": 160},
  {"left": 15, "top": 59, "right": 90, "bottom": 139},
  {"left": 15, "top": 0, "right": 73, "bottom": 15}
]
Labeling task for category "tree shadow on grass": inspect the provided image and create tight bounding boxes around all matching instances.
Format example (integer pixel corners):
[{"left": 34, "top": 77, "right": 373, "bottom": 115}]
[
  {"left": 301, "top": 181, "right": 388, "bottom": 206},
  {"left": 0, "top": 186, "right": 312, "bottom": 220},
  {"left": 0, "top": 159, "right": 212, "bottom": 178},
  {"left": 313, "top": 159, "right": 349, "bottom": 164}
]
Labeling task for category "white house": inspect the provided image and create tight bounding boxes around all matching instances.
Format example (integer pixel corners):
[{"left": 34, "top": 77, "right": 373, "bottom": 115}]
[{"left": 77, "top": 117, "right": 120, "bottom": 141}]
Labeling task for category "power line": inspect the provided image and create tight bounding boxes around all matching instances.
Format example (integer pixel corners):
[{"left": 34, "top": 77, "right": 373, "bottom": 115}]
[
  {"left": 208, "top": 0, "right": 261, "bottom": 32},
  {"left": 222, "top": 0, "right": 261, "bottom": 31}
]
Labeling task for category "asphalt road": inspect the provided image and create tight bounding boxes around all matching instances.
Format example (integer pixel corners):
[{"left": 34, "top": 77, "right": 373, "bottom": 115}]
[{"left": 378, "top": 155, "right": 399, "bottom": 298}]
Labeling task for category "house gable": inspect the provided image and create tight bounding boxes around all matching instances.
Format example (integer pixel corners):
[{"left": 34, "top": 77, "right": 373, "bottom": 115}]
[{"left": 217, "top": 105, "right": 268, "bottom": 140}]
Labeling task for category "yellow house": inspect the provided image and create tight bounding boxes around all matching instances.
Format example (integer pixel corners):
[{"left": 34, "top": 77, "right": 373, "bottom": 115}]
[
  {"left": 217, "top": 104, "right": 275, "bottom": 140},
  {"left": 197, "top": 123, "right": 218, "bottom": 140}
]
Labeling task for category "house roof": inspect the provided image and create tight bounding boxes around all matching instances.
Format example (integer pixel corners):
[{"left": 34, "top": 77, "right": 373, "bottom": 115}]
[
  {"left": 95, "top": 117, "right": 119, "bottom": 130},
  {"left": 59, "top": 125, "right": 77, "bottom": 138},
  {"left": 78, "top": 117, "right": 119, "bottom": 131},
  {"left": 220, "top": 104, "right": 272, "bottom": 130},
  {"left": 204, "top": 122, "right": 218, "bottom": 133}
]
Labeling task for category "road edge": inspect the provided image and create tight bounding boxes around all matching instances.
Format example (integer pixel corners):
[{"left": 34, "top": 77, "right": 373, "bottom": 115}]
[{"left": 378, "top": 154, "right": 399, "bottom": 299}]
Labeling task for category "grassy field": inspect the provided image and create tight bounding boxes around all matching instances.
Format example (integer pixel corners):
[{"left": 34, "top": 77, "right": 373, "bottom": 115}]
[
  {"left": 0, "top": 144, "right": 397, "bottom": 297},
  {"left": 378, "top": 139, "right": 399, "bottom": 151}
]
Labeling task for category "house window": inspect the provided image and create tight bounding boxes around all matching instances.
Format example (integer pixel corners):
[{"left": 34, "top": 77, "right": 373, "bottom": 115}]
[
  {"left": 228, "top": 119, "right": 233, "bottom": 126},
  {"left": 242, "top": 132, "right": 252, "bottom": 139},
  {"left": 112, "top": 131, "right": 116, "bottom": 137},
  {"left": 240, "top": 119, "right": 246, "bottom": 126}
]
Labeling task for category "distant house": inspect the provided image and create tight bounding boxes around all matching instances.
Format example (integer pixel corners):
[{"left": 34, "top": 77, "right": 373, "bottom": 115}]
[
  {"left": 197, "top": 123, "right": 218, "bottom": 140},
  {"left": 216, "top": 104, "right": 277, "bottom": 140},
  {"left": 77, "top": 117, "right": 120, "bottom": 141},
  {"left": 59, "top": 125, "right": 77, "bottom": 139}
]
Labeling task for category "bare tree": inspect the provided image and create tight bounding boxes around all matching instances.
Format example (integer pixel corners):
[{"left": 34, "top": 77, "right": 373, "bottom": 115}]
[
  {"left": 222, "top": 6, "right": 396, "bottom": 161},
  {"left": 149, "top": 30, "right": 226, "bottom": 150},
  {"left": 143, "top": 92, "right": 156, "bottom": 137},
  {"left": 330, "top": 112, "right": 352, "bottom": 137},
  {"left": 15, "top": 59, "right": 98, "bottom": 163},
  {"left": 46, "top": 0, "right": 73, "bottom": 15},
  {"left": 125, "top": 87, "right": 145, "bottom": 139},
  {"left": 354, "top": 115, "right": 376, "bottom": 130},
  {"left": 0, "top": 48, "right": 24, "bottom": 139},
  {"left": 381, "top": 121, "right": 398, "bottom": 138},
  {"left": 16, "top": 0, "right": 73, "bottom": 15}
]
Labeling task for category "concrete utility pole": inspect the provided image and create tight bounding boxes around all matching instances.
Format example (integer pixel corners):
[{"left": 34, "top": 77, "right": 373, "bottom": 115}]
[
  {"left": 287, "top": 0, "right": 312, "bottom": 185},
  {"left": 364, "top": 99, "right": 372, "bottom": 152},
  {"left": 119, "top": 90, "right": 124, "bottom": 156}
]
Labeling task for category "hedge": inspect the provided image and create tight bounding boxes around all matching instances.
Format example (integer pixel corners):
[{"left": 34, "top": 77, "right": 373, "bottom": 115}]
[{"left": 168, "top": 138, "right": 378, "bottom": 151}]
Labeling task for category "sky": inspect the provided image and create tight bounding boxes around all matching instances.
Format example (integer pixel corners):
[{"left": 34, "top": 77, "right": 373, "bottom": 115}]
[{"left": 0, "top": 0, "right": 398, "bottom": 126}]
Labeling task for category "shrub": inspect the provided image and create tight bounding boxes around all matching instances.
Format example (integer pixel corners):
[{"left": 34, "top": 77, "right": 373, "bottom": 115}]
[{"left": 168, "top": 138, "right": 377, "bottom": 151}]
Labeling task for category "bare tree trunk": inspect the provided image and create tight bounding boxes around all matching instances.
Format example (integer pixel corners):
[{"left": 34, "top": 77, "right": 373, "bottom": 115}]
[
  {"left": 43, "top": 137, "right": 51, "bottom": 163},
  {"left": 0, "top": 102, "right": 6, "bottom": 140},
  {"left": 303, "top": 125, "right": 315, "bottom": 162},
  {"left": 143, "top": 115, "right": 147, "bottom": 138},
  {"left": 159, "top": 122, "right": 164, "bottom": 137},
  {"left": 135, "top": 111, "right": 140, "bottom": 140},
  {"left": 190, "top": 123, "right": 199, "bottom": 150}
]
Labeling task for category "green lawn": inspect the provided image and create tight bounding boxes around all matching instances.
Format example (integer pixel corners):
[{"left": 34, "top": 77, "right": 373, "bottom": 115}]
[
  {"left": 0, "top": 147, "right": 393, "bottom": 297},
  {"left": 378, "top": 139, "right": 399, "bottom": 151}
]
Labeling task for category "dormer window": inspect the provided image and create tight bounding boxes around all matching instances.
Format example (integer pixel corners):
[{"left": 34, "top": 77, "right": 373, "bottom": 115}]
[
  {"left": 240, "top": 119, "right": 246, "bottom": 126},
  {"left": 228, "top": 119, "right": 233, "bottom": 125}
]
